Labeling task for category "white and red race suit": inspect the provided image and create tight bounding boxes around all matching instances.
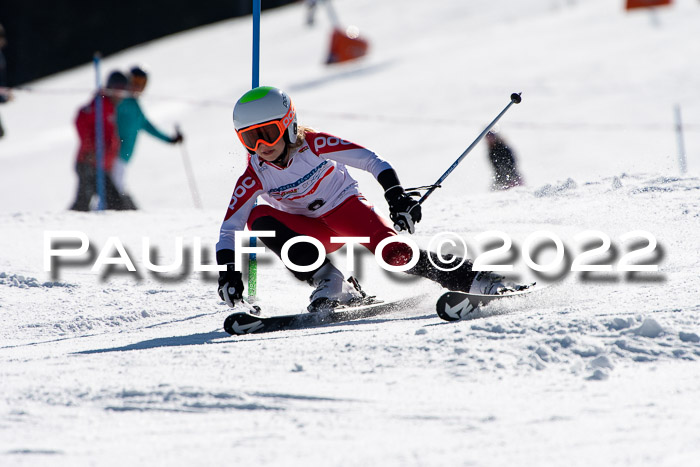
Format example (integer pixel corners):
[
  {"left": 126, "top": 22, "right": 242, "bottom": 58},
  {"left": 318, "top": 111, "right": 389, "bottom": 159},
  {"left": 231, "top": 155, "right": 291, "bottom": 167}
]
[{"left": 216, "top": 131, "right": 394, "bottom": 253}]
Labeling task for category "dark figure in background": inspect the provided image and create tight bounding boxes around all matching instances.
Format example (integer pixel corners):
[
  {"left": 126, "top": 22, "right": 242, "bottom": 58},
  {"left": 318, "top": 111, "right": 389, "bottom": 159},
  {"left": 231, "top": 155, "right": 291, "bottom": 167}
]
[
  {"left": 69, "top": 71, "right": 129, "bottom": 211},
  {"left": 304, "top": 0, "right": 319, "bottom": 26},
  {"left": 485, "top": 131, "right": 524, "bottom": 191},
  {"left": 0, "top": 23, "right": 11, "bottom": 138}
]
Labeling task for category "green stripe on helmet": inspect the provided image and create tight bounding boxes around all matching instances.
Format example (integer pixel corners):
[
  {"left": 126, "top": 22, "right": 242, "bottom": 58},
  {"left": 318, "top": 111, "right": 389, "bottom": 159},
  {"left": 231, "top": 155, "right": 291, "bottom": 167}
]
[{"left": 239, "top": 86, "right": 274, "bottom": 104}]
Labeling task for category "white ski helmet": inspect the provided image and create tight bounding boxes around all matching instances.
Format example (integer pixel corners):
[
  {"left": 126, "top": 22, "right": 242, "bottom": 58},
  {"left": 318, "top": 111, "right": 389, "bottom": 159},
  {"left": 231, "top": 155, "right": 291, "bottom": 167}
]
[{"left": 233, "top": 86, "right": 297, "bottom": 151}]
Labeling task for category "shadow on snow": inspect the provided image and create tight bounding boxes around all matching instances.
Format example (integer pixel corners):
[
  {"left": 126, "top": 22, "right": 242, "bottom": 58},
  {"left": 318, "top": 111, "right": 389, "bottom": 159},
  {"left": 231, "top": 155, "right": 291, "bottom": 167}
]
[
  {"left": 74, "top": 330, "right": 229, "bottom": 354},
  {"left": 74, "top": 312, "right": 437, "bottom": 353}
]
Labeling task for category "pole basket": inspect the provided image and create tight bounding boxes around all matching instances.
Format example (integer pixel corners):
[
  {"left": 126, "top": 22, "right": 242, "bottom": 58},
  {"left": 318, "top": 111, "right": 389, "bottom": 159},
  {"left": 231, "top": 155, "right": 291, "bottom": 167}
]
[
  {"left": 326, "top": 27, "right": 369, "bottom": 64},
  {"left": 625, "top": 0, "right": 672, "bottom": 10}
]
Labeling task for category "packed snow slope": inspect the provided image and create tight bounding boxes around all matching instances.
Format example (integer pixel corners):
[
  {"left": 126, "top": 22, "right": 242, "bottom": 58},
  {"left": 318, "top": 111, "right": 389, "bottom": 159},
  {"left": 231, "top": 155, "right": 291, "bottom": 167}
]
[{"left": 1, "top": 0, "right": 699, "bottom": 465}]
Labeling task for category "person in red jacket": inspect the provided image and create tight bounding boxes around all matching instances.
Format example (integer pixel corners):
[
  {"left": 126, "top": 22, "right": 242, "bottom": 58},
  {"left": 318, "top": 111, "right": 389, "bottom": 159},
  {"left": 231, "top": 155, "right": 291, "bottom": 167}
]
[{"left": 70, "top": 71, "right": 129, "bottom": 211}]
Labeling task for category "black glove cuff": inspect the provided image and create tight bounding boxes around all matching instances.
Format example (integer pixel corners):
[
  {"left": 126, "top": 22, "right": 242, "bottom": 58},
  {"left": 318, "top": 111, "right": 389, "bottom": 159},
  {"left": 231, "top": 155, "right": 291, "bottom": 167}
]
[
  {"left": 377, "top": 169, "right": 402, "bottom": 192},
  {"left": 216, "top": 249, "right": 236, "bottom": 266},
  {"left": 384, "top": 186, "right": 405, "bottom": 203}
]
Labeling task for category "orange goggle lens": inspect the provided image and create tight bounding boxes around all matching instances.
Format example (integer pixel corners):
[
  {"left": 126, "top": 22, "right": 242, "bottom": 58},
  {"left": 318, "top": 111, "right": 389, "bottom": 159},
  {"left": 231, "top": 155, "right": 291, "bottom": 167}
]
[{"left": 237, "top": 121, "right": 284, "bottom": 152}]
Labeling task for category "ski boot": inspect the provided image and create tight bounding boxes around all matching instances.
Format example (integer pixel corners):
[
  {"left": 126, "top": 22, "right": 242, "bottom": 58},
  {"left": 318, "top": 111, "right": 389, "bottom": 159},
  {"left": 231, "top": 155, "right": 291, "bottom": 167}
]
[
  {"left": 469, "top": 271, "right": 531, "bottom": 295},
  {"left": 307, "top": 262, "right": 366, "bottom": 312}
]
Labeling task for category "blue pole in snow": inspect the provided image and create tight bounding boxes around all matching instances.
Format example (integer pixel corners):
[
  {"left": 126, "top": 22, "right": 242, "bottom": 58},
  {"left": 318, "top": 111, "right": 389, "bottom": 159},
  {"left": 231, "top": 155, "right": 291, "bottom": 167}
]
[
  {"left": 248, "top": 0, "right": 261, "bottom": 299},
  {"left": 252, "top": 0, "right": 261, "bottom": 88},
  {"left": 93, "top": 53, "right": 106, "bottom": 211}
]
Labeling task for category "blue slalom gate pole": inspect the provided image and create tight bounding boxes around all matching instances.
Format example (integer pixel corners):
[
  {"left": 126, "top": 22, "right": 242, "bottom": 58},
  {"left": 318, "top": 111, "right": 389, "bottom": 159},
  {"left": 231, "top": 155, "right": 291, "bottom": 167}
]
[
  {"left": 248, "top": 0, "right": 261, "bottom": 300},
  {"left": 252, "top": 0, "right": 261, "bottom": 88},
  {"left": 93, "top": 53, "right": 106, "bottom": 211}
]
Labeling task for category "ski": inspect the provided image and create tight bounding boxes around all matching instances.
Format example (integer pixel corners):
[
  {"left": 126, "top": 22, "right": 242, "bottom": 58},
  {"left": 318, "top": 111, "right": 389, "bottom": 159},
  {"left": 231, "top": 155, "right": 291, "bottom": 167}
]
[
  {"left": 435, "top": 287, "right": 542, "bottom": 322},
  {"left": 223, "top": 295, "right": 426, "bottom": 335}
]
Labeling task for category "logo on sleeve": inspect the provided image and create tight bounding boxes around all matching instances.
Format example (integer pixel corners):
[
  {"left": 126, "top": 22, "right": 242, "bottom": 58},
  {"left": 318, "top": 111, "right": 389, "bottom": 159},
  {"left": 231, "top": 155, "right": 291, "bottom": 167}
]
[
  {"left": 311, "top": 134, "right": 361, "bottom": 154},
  {"left": 224, "top": 175, "right": 259, "bottom": 220}
]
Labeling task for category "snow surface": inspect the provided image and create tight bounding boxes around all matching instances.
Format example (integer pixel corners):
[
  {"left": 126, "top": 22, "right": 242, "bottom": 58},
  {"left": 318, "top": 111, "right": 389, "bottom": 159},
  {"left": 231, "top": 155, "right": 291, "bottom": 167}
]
[{"left": 1, "top": 0, "right": 700, "bottom": 465}]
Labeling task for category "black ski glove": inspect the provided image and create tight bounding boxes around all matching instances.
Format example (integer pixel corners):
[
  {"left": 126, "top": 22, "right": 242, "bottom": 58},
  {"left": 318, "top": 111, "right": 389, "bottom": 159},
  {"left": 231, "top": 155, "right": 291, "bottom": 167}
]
[
  {"left": 384, "top": 186, "right": 422, "bottom": 234},
  {"left": 218, "top": 264, "right": 244, "bottom": 307},
  {"left": 377, "top": 169, "right": 422, "bottom": 234},
  {"left": 217, "top": 249, "right": 243, "bottom": 307}
]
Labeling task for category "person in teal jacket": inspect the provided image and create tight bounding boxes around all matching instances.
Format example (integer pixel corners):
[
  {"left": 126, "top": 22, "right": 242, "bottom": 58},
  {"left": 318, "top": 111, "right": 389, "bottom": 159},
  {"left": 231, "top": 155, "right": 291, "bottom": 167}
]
[{"left": 112, "top": 66, "right": 184, "bottom": 208}]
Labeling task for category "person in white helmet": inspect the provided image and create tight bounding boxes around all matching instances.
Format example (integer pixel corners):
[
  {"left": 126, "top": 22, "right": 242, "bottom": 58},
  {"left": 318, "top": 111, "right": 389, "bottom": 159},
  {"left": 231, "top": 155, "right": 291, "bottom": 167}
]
[{"left": 216, "top": 86, "right": 519, "bottom": 312}]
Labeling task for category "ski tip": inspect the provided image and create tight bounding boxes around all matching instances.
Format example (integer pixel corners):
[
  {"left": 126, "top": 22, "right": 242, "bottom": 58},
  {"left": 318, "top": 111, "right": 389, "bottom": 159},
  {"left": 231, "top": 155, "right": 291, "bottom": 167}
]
[
  {"left": 223, "top": 311, "right": 264, "bottom": 336},
  {"left": 435, "top": 292, "right": 477, "bottom": 322}
]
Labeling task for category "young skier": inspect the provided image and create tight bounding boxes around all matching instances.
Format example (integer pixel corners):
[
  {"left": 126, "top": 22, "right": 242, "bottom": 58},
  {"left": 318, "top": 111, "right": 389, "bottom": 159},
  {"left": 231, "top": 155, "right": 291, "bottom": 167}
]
[{"left": 216, "top": 86, "right": 521, "bottom": 311}]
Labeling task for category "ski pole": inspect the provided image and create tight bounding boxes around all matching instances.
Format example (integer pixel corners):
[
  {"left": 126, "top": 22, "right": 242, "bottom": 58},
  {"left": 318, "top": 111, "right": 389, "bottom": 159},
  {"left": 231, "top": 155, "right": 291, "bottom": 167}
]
[
  {"left": 176, "top": 125, "right": 203, "bottom": 210},
  {"left": 417, "top": 93, "right": 522, "bottom": 206}
]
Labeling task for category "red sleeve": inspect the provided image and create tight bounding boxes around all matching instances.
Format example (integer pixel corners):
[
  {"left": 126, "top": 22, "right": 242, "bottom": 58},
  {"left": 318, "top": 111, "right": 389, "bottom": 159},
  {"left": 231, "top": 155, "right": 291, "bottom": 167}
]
[
  {"left": 218, "top": 163, "right": 265, "bottom": 251},
  {"left": 304, "top": 131, "right": 365, "bottom": 156},
  {"left": 223, "top": 164, "right": 264, "bottom": 222}
]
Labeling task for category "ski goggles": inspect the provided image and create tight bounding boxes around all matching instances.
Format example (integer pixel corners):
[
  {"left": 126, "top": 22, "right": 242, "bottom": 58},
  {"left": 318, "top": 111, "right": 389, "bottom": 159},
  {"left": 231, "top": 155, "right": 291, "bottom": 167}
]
[{"left": 236, "top": 105, "right": 295, "bottom": 152}]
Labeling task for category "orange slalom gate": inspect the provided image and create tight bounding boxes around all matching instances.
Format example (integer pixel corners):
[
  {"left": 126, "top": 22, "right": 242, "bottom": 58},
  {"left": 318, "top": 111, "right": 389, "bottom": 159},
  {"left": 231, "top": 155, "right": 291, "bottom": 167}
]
[
  {"left": 326, "top": 27, "right": 369, "bottom": 64},
  {"left": 625, "top": 0, "right": 672, "bottom": 10}
]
